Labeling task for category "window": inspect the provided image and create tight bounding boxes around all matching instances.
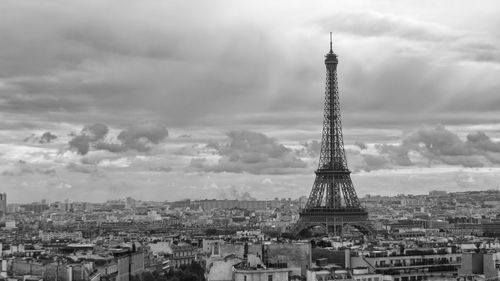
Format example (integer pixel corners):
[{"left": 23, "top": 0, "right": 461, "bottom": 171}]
[
  {"left": 214, "top": 242, "right": 220, "bottom": 255},
  {"left": 268, "top": 275, "right": 273, "bottom": 281}
]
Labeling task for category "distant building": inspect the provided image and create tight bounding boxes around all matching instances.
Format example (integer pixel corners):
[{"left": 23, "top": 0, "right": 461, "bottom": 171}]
[
  {"left": 39, "top": 230, "right": 83, "bottom": 242},
  {"left": 72, "top": 201, "right": 92, "bottom": 211},
  {"left": 484, "top": 201, "right": 500, "bottom": 208},
  {"left": 6, "top": 203, "right": 20, "bottom": 213},
  {"left": 192, "top": 200, "right": 268, "bottom": 211},
  {"left": 429, "top": 190, "right": 447, "bottom": 197},
  {"left": 482, "top": 221, "right": 500, "bottom": 237},
  {"left": 4, "top": 220, "right": 16, "bottom": 229},
  {"left": 0, "top": 193, "right": 6, "bottom": 217},
  {"left": 106, "top": 199, "right": 127, "bottom": 210},
  {"left": 20, "top": 203, "right": 49, "bottom": 213},
  {"left": 126, "top": 197, "right": 136, "bottom": 209},
  {"left": 202, "top": 239, "right": 223, "bottom": 255}
]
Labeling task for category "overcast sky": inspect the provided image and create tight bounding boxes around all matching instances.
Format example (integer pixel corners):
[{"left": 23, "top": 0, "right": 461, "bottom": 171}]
[{"left": 1, "top": 0, "right": 500, "bottom": 203}]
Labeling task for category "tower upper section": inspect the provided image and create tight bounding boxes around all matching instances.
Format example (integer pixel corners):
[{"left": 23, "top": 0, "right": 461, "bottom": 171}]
[{"left": 317, "top": 33, "right": 349, "bottom": 172}]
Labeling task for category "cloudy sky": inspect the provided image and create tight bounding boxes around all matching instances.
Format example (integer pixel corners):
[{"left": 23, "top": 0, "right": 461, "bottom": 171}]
[{"left": 1, "top": 0, "right": 500, "bottom": 203}]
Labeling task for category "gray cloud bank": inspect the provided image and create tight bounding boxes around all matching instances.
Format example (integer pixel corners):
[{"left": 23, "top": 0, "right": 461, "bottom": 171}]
[
  {"left": 347, "top": 126, "right": 500, "bottom": 172},
  {"left": 0, "top": 1, "right": 498, "bottom": 131},
  {"left": 294, "top": 125, "right": 500, "bottom": 173}
]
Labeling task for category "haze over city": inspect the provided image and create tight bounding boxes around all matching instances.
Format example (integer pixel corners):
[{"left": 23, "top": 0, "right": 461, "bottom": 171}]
[{"left": 1, "top": 0, "right": 500, "bottom": 202}]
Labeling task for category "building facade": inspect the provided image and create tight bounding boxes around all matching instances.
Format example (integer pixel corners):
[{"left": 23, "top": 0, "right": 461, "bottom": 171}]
[
  {"left": 171, "top": 244, "right": 196, "bottom": 269},
  {"left": 234, "top": 268, "right": 291, "bottom": 281}
]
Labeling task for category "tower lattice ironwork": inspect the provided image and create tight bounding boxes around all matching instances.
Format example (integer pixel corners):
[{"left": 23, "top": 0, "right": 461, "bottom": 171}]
[{"left": 290, "top": 34, "right": 372, "bottom": 237}]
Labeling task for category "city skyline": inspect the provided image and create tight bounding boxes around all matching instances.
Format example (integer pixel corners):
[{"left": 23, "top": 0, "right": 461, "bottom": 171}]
[{"left": 1, "top": 0, "right": 500, "bottom": 202}]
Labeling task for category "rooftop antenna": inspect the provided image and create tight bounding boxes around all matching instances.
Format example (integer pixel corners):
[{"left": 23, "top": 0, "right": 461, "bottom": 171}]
[{"left": 330, "top": 32, "right": 333, "bottom": 53}]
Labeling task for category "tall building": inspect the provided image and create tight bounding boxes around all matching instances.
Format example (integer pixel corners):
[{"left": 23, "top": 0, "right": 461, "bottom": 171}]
[
  {"left": 291, "top": 35, "right": 372, "bottom": 237},
  {"left": 458, "top": 252, "right": 499, "bottom": 280},
  {"left": 126, "top": 197, "right": 136, "bottom": 209},
  {"left": 0, "top": 193, "right": 6, "bottom": 217}
]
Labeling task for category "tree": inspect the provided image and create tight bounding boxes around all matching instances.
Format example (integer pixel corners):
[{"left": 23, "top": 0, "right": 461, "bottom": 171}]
[
  {"left": 179, "top": 273, "right": 198, "bottom": 281},
  {"left": 205, "top": 228, "right": 218, "bottom": 236}
]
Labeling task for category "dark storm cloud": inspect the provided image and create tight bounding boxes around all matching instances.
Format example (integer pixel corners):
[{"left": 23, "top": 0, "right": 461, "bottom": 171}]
[
  {"left": 68, "top": 123, "right": 109, "bottom": 154},
  {"left": 93, "top": 142, "right": 125, "bottom": 153},
  {"left": 68, "top": 123, "right": 110, "bottom": 155},
  {"left": 118, "top": 122, "right": 168, "bottom": 146},
  {"left": 189, "top": 130, "right": 307, "bottom": 175},
  {"left": 354, "top": 141, "right": 367, "bottom": 150},
  {"left": 24, "top": 132, "right": 57, "bottom": 143},
  {"left": 403, "top": 126, "right": 470, "bottom": 156},
  {"left": 69, "top": 135, "right": 92, "bottom": 155},
  {"left": 40, "top": 132, "right": 57, "bottom": 143},
  {"left": 69, "top": 121, "right": 168, "bottom": 155},
  {"left": 67, "top": 123, "right": 108, "bottom": 155},
  {"left": 467, "top": 132, "right": 500, "bottom": 152},
  {"left": 83, "top": 123, "right": 109, "bottom": 141},
  {"left": 95, "top": 121, "right": 169, "bottom": 153}
]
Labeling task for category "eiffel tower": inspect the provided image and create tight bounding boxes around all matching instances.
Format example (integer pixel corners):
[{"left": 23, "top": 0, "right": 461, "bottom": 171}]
[{"left": 291, "top": 34, "right": 373, "bottom": 237}]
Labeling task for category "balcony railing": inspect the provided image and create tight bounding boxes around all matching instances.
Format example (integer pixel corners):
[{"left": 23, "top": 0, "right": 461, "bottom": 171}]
[
  {"left": 375, "top": 260, "right": 460, "bottom": 269},
  {"left": 300, "top": 207, "right": 367, "bottom": 215}
]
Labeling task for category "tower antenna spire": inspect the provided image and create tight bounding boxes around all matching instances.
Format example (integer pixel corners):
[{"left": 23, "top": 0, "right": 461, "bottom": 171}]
[{"left": 329, "top": 32, "right": 333, "bottom": 53}]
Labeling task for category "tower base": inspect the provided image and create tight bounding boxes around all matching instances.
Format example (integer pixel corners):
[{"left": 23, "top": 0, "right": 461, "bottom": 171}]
[{"left": 290, "top": 207, "right": 374, "bottom": 237}]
